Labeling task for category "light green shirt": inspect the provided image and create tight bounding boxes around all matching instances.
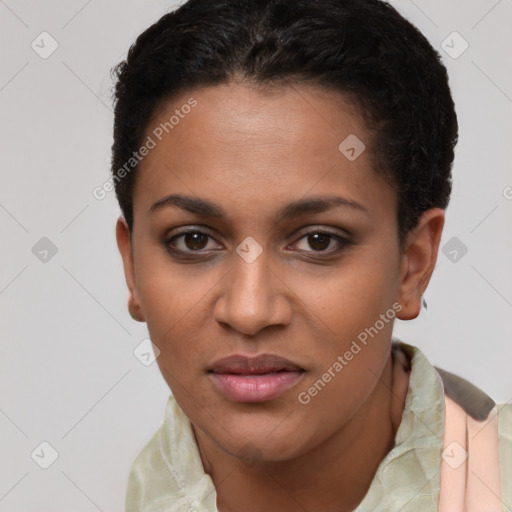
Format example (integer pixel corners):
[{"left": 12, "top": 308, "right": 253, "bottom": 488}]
[{"left": 125, "top": 341, "right": 512, "bottom": 511}]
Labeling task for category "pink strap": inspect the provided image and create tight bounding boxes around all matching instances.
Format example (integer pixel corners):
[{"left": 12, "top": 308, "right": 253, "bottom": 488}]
[{"left": 438, "top": 395, "right": 502, "bottom": 511}]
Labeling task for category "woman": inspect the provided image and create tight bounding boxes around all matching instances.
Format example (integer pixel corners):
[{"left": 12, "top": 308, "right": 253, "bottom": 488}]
[{"left": 110, "top": 0, "right": 511, "bottom": 510}]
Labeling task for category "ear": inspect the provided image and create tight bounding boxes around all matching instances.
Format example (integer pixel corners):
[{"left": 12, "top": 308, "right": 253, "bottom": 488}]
[
  {"left": 397, "top": 208, "right": 445, "bottom": 320},
  {"left": 116, "top": 216, "right": 145, "bottom": 322}
]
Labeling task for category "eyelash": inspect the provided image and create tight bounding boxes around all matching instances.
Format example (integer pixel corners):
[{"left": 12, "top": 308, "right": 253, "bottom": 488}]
[{"left": 163, "top": 227, "right": 352, "bottom": 260}]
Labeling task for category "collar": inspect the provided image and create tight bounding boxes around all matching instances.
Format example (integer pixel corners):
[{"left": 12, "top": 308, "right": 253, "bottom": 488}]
[{"left": 354, "top": 340, "right": 445, "bottom": 511}]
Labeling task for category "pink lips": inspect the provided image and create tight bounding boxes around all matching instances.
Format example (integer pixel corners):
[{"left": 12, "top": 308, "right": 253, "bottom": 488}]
[{"left": 208, "top": 354, "right": 305, "bottom": 403}]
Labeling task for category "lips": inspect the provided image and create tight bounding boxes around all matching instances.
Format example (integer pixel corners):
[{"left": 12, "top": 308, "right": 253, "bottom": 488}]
[
  {"left": 208, "top": 354, "right": 305, "bottom": 403},
  {"left": 209, "top": 354, "right": 303, "bottom": 375}
]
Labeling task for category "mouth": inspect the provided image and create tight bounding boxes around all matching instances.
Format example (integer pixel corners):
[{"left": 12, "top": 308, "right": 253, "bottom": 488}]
[{"left": 208, "top": 354, "right": 305, "bottom": 403}]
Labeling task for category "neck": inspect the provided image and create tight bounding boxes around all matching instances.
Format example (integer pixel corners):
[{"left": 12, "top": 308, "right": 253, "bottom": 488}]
[{"left": 195, "top": 347, "right": 410, "bottom": 512}]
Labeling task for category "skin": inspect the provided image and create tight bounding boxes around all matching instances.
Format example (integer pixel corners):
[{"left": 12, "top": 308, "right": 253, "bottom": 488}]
[{"left": 116, "top": 82, "right": 444, "bottom": 512}]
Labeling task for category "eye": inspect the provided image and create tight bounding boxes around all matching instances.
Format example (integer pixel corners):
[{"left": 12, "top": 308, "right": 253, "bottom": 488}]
[
  {"left": 291, "top": 230, "right": 350, "bottom": 254},
  {"left": 163, "top": 227, "right": 351, "bottom": 261},
  {"left": 165, "top": 230, "right": 222, "bottom": 255}
]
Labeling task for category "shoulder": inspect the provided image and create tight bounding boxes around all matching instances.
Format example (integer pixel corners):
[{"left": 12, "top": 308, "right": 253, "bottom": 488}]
[
  {"left": 125, "top": 426, "right": 169, "bottom": 511},
  {"left": 433, "top": 365, "right": 496, "bottom": 421},
  {"left": 392, "top": 338, "right": 498, "bottom": 421},
  {"left": 496, "top": 402, "right": 512, "bottom": 503},
  {"left": 125, "top": 395, "right": 216, "bottom": 511},
  {"left": 433, "top": 364, "right": 512, "bottom": 504}
]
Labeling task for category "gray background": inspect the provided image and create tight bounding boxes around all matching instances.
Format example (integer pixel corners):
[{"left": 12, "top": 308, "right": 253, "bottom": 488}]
[{"left": 1, "top": 0, "right": 511, "bottom": 510}]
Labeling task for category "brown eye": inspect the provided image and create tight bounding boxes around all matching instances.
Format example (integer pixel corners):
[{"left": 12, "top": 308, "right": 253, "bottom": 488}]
[
  {"left": 292, "top": 229, "right": 351, "bottom": 256},
  {"left": 165, "top": 229, "right": 222, "bottom": 257},
  {"left": 307, "top": 233, "right": 331, "bottom": 251},
  {"left": 184, "top": 232, "right": 208, "bottom": 250}
]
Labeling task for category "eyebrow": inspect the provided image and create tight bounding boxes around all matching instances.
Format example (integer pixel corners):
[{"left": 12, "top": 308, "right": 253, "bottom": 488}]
[{"left": 149, "top": 193, "right": 369, "bottom": 220}]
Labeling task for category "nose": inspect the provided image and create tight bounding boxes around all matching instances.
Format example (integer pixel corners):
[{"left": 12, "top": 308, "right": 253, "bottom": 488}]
[{"left": 213, "top": 248, "right": 292, "bottom": 336}]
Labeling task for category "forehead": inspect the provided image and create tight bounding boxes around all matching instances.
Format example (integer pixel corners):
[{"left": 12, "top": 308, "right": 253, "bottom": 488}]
[
  {"left": 143, "top": 82, "right": 365, "bottom": 163},
  {"left": 133, "top": 82, "right": 395, "bottom": 223}
]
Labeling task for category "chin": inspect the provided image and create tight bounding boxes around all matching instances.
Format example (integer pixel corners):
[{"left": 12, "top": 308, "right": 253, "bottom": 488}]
[{"left": 215, "top": 418, "right": 313, "bottom": 464}]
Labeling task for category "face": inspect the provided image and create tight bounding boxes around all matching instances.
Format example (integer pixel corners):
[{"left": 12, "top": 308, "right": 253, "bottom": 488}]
[{"left": 117, "top": 82, "right": 432, "bottom": 462}]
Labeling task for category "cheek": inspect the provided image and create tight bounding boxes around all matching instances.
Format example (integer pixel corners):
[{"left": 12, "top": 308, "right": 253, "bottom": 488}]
[
  {"left": 134, "top": 236, "right": 212, "bottom": 323},
  {"left": 291, "top": 274, "right": 397, "bottom": 439},
  {"left": 140, "top": 280, "right": 207, "bottom": 358},
  {"left": 293, "top": 253, "right": 399, "bottom": 344},
  {"left": 133, "top": 248, "right": 214, "bottom": 364}
]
